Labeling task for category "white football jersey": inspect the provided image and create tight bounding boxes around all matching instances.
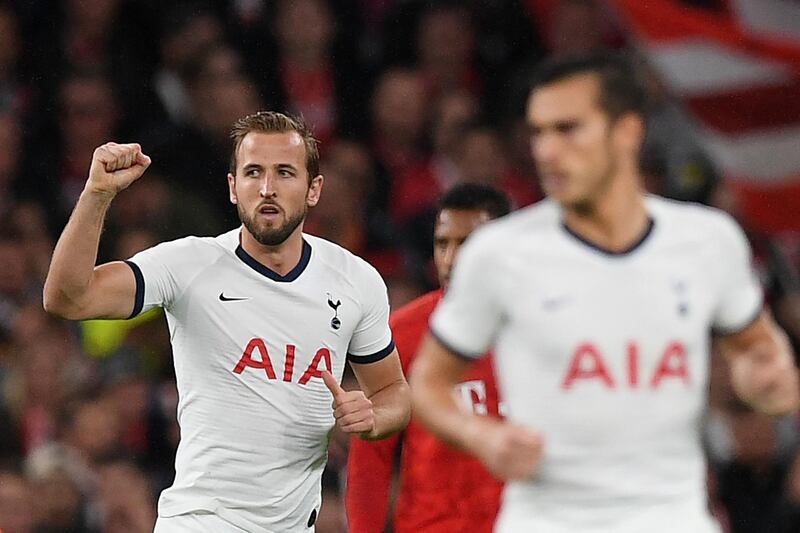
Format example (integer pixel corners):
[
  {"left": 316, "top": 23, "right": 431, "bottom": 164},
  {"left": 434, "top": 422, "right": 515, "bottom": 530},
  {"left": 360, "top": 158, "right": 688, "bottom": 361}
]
[
  {"left": 127, "top": 228, "right": 394, "bottom": 532},
  {"left": 431, "top": 196, "right": 761, "bottom": 533}
]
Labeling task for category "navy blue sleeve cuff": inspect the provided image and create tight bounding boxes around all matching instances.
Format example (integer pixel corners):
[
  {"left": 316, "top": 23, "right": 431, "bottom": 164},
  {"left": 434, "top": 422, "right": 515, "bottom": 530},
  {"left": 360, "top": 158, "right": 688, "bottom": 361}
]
[
  {"left": 124, "top": 260, "right": 145, "bottom": 319},
  {"left": 429, "top": 327, "right": 484, "bottom": 362},
  {"left": 348, "top": 339, "right": 396, "bottom": 365}
]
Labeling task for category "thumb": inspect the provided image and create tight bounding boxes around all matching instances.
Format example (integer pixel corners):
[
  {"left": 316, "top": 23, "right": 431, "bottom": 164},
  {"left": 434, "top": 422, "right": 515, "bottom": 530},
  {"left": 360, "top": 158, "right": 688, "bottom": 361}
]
[
  {"left": 321, "top": 371, "right": 345, "bottom": 401},
  {"left": 136, "top": 151, "right": 152, "bottom": 167}
]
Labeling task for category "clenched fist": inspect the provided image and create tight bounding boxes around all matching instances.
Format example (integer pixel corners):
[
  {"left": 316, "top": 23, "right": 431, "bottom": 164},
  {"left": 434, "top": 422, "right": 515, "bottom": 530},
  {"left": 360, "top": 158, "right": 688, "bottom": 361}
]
[
  {"left": 87, "top": 142, "right": 151, "bottom": 197},
  {"left": 729, "top": 329, "right": 800, "bottom": 416},
  {"left": 322, "top": 371, "right": 377, "bottom": 439}
]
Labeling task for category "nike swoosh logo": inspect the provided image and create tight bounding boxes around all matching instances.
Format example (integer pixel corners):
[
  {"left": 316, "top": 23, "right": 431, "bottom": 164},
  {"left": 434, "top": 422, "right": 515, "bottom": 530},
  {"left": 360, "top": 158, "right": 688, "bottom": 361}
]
[{"left": 219, "top": 293, "right": 250, "bottom": 302}]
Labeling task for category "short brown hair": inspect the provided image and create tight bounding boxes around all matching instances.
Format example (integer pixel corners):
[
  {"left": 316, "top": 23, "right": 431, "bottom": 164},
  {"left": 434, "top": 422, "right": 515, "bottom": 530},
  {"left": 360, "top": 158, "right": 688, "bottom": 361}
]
[
  {"left": 530, "top": 49, "right": 649, "bottom": 121},
  {"left": 229, "top": 111, "right": 320, "bottom": 180}
]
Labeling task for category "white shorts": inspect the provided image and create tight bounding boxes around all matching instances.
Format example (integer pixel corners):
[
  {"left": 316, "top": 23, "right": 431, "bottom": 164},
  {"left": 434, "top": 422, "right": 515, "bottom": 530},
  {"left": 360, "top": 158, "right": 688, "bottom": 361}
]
[{"left": 153, "top": 512, "right": 251, "bottom": 533}]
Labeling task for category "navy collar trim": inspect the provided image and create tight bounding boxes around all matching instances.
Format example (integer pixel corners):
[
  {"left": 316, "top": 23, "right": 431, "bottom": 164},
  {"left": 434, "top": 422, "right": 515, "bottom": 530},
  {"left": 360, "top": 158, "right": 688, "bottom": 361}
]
[
  {"left": 561, "top": 217, "right": 655, "bottom": 257},
  {"left": 235, "top": 239, "right": 312, "bottom": 282}
]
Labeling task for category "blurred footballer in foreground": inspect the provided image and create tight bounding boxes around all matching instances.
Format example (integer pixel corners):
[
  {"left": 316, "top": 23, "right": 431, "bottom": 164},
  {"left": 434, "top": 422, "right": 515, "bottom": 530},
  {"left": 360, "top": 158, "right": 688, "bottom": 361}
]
[{"left": 411, "top": 50, "right": 800, "bottom": 533}]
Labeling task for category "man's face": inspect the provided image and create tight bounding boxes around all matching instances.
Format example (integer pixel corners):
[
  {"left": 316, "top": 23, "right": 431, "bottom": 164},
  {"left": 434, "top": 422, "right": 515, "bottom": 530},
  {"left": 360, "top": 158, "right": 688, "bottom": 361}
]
[
  {"left": 527, "top": 73, "right": 618, "bottom": 211},
  {"left": 434, "top": 208, "right": 491, "bottom": 291},
  {"left": 228, "top": 131, "right": 322, "bottom": 246}
]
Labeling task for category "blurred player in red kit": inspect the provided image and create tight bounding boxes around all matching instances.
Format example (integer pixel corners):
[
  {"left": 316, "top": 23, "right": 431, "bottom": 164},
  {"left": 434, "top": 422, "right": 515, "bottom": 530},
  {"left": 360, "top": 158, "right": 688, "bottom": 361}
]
[{"left": 346, "top": 183, "right": 511, "bottom": 533}]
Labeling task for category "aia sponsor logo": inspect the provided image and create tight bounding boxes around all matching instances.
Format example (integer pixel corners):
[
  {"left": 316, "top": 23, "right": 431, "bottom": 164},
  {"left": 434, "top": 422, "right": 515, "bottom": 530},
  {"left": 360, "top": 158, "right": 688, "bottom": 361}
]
[
  {"left": 562, "top": 341, "right": 690, "bottom": 390},
  {"left": 233, "top": 338, "right": 332, "bottom": 385}
]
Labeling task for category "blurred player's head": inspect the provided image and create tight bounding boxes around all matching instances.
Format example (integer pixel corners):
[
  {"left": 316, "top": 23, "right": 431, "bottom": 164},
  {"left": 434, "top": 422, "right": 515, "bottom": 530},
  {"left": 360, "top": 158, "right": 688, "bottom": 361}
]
[
  {"left": 228, "top": 111, "right": 323, "bottom": 247},
  {"left": 526, "top": 50, "right": 648, "bottom": 213},
  {"left": 434, "top": 183, "right": 510, "bottom": 291}
]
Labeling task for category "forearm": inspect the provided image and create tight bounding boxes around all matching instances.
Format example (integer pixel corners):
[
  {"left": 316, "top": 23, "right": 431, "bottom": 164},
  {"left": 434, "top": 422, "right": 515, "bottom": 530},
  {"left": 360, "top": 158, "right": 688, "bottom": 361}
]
[
  {"left": 43, "top": 189, "right": 113, "bottom": 316},
  {"left": 411, "top": 372, "right": 488, "bottom": 454},
  {"left": 362, "top": 380, "right": 411, "bottom": 440}
]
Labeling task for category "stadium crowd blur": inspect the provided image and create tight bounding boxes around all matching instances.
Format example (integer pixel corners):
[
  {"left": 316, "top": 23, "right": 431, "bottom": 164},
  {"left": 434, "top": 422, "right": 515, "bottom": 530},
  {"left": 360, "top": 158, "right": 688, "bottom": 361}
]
[{"left": 1, "top": 0, "right": 799, "bottom": 531}]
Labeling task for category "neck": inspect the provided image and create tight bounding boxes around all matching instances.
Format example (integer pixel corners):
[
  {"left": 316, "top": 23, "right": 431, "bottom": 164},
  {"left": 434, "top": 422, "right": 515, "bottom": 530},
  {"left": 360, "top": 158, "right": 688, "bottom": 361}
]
[
  {"left": 240, "top": 226, "right": 305, "bottom": 276},
  {"left": 562, "top": 169, "right": 649, "bottom": 253}
]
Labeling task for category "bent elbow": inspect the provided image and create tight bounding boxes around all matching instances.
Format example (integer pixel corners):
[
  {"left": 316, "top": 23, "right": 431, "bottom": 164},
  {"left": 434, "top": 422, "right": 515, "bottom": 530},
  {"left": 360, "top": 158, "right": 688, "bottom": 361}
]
[{"left": 42, "top": 286, "right": 80, "bottom": 320}]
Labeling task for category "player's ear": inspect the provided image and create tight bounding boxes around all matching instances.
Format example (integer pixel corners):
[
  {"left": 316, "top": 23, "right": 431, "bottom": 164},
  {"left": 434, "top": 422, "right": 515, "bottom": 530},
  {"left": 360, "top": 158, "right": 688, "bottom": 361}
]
[
  {"left": 614, "top": 112, "right": 645, "bottom": 154},
  {"left": 228, "top": 172, "right": 238, "bottom": 204},
  {"left": 307, "top": 174, "right": 324, "bottom": 207}
]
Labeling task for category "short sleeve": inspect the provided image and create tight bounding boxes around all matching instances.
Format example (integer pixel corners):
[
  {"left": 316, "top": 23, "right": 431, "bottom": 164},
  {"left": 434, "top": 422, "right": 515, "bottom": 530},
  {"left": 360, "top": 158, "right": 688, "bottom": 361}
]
[
  {"left": 711, "top": 214, "right": 763, "bottom": 334},
  {"left": 430, "top": 230, "right": 503, "bottom": 359},
  {"left": 126, "top": 238, "right": 194, "bottom": 318},
  {"left": 347, "top": 263, "right": 395, "bottom": 364}
]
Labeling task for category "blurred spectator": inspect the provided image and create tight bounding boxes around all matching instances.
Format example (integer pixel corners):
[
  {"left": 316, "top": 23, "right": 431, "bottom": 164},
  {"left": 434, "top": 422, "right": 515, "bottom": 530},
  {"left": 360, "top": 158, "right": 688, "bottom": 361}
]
[
  {"left": 0, "top": 107, "right": 23, "bottom": 214},
  {"left": 16, "top": 333, "right": 74, "bottom": 454},
  {"left": 0, "top": 400, "right": 22, "bottom": 463},
  {"left": 145, "top": 42, "right": 264, "bottom": 228},
  {"left": 393, "top": 120, "right": 538, "bottom": 275},
  {"left": 243, "top": 0, "right": 368, "bottom": 144},
  {"left": 0, "top": 470, "right": 36, "bottom": 533},
  {"left": 152, "top": 1, "right": 225, "bottom": 126},
  {"left": 26, "top": 391, "right": 124, "bottom": 501},
  {"left": 369, "top": 67, "right": 430, "bottom": 211},
  {"left": 105, "top": 170, "right": 225, "bottom": 244},
  {"left": 27, "top": 461, "right": 87, "bottom": 533},
  {"left": 0, "top": 225, "right": 39, "bottom": 337},
  {"left": 526, "top": 0, "right": 626, "bottom": 55},
  {"left": 25, "top": 0, "right": 160, "bottom": 133},
  {"left": 94, "top": 458, "right": 157, "bottom": 533},
  {"left": 26, "top": 70, "right": 122, "bottom": 232},
  {"left": 639, "top": 57, "right": 721, "bottom": 205},
  {"left": 454, "top": 122, "right": 539, "bottom": 209},
  {"left": 0, "top": 4, "right": 40, "bottom": 125},
  {"left": 7, "top": 203, "right": 54, "bottom": 284},
  {"left": 390, "top": 91, "right": 480, "bottom": 228},
  {"left": 305, "top": 165, "right": 368, "bottom": 255},
  {"left": 319, "top": 139, "right": 412, "bottom": 281},
  {"left": 415, "top": 3, "right": 481, "bottom": 100},
  {"left": 99, "top": 348, "right": 178, "bottom": 483}
]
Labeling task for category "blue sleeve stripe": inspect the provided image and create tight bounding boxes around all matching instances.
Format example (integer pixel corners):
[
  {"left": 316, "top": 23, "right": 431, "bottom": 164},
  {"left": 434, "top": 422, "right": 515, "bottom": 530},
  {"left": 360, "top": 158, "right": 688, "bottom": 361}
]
[
  {"left": 348, "top": 339, "right": 396, "bottom": 365},
  {"left": 429, "top": 327, "right": 484, "bottom": 362},
  {"left": 124, "top": 260, "right": 145, "bottom": 319}
]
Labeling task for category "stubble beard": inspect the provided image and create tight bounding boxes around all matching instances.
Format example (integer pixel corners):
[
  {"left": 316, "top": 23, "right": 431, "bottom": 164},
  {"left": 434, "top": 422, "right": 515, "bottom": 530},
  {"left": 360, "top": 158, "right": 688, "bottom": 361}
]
[{"left": 238, "top": 203, "right": 307, "bottom": 246}]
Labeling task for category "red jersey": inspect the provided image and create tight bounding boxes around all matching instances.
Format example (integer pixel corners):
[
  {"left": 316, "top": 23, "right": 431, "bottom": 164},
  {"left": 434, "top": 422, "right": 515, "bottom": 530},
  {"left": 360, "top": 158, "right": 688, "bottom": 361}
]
[{"left": 346, "top": 290, "right": 503, "bottom": 533}]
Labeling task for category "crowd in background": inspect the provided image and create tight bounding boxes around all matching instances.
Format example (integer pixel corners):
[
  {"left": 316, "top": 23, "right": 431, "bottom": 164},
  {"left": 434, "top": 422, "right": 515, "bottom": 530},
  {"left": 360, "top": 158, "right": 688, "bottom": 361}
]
[{"left": 1, "top": 0, "right": 799, "bottom": 532}]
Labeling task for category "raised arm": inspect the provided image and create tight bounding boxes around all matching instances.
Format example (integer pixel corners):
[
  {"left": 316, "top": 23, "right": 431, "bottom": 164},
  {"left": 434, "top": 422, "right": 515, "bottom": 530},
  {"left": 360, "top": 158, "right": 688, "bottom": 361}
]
[
  {"left": 716, "top": 309, "right": 800, "bottom": 416},
  {"left": 410, "top": 333, "right": 543, "bottom": 481},
  {"left": 43, "top": 142, "right": 151, "bottom": 320}
]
